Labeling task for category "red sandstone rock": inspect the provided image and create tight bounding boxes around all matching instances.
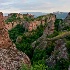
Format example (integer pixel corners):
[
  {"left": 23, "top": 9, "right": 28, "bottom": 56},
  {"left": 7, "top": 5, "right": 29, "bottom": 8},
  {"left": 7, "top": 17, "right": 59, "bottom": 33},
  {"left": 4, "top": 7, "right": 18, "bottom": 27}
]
[
  {"left": 0, "top": 12, "right": 31, "bottom": 70},
  {"left": 0, "top": 12, "right": 5, "bottom": 29},
  {"left": 0, "top": 12, "right": 12, "bottom": 48},
  {"left": 0, "top": 66, "right": 6, "bottom": 70},
  {"left": 24, "top": 14, "right": 56, "bottom": 32}
]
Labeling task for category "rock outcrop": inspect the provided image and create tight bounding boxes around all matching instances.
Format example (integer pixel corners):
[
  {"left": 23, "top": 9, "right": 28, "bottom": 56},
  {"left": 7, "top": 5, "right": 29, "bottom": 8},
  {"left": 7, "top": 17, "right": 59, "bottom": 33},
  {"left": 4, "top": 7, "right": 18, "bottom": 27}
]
[
  {"left": 46, "top": 39, "right": 68, "bottom": 67},
  {"left": 4, "top": 13, "right": 34, "bottom": 30},
  {"left": 63, "top": 12, "right": 70, "bottom": 27},
  {"left": 0, "top": 12, "right": 12, "bottom": 48},
  {"left": 0, "top": 12, "right": 31, "bottom": 70},
  {"left": 31, "top": 14, "right": 56, "bottom": 49},
  {"left": 0, "top": 45, "right": 31, "bottom": 70},
  {"left": 24, "top": 13, "right": 56, "bottom": 32}
]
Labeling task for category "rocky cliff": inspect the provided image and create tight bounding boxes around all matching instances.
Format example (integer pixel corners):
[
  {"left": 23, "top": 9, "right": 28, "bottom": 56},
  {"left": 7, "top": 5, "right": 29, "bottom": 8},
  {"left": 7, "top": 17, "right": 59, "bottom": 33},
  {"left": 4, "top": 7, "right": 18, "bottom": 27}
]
[
  {"left": 0, "top": 12, "right": 12, "bottom": 48},
  {"left": 0, "top": 12, "right": 31, "bottom": 70},
  {"left": 31, "top": 13, "right": 69, "bottom": 69},
  {"left": 46, "top": 39, "right": 68, "bottom": 67},
  {"left": 31, "top": 14, "right": 56, "bottom": 49},
  {"left": 64, "top": 12, "right": 70, "bottom": 25}
]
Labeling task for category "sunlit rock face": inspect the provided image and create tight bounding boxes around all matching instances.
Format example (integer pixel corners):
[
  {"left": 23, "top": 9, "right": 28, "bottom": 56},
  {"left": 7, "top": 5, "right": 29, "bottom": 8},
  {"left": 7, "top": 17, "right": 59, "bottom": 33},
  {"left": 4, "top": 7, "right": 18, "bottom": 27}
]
[
  {"left": 24, "top": 13, "right": 56, "bottom": 32},
  {"left": 0, "top": 12, "right": 31, "bottom": 70},
  {"left": 0, "top": 12, "right": 5, "bottom": 29},
  {"left": 0, "top": 12, "right": 12, "bottom": 48}
]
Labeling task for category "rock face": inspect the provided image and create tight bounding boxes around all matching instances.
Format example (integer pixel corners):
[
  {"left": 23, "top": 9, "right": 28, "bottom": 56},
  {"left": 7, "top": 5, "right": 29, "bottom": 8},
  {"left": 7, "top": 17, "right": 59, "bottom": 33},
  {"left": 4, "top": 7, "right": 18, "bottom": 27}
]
[
  {"left": 43, "top": 20, "right": 55, "bottom": 35},
  {"left": 64, "top": 12, "right": 70, "bottom": 26},
  {"left": 43, "top": 14, "right": 56, "bottom": 35},
  {"left": 0, "top": 12, "right": 12, "bottom": 48},
  {"left": 0, "top": 12, "right": 31, "bottom": 70},
  {"left": 31, "top": 14, "right": 56, "bottom": 49},
  {"left": 4, "top": 13, "right": 34, "bottom": 30},
  {"left": 23, "top": 13, "right": 56, "bottom": 32},
  {"left": 0, "top": 45, "right": 31, "bottom": 70},
  {"left": 46, "top": 39, "right": 68, "bottom": 67},
  {"left": 31, "top": 35, "right": 47, "bottom": 49}
]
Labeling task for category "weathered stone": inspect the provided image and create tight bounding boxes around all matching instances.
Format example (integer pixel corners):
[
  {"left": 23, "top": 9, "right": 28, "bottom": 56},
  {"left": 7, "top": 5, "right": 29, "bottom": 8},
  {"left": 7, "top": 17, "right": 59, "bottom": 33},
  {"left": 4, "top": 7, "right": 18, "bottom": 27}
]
[
  {"left": 0, "top": 12, "right": 31, "bottom": 70},
  {"left": 64, "top": 12, "right": 70, "bottom": 26},
  {"left": 16, "top": 36, "right": 22, "bottom": 43},
  {"left": 46, "top": 39, "right": 68, "bottom": 67},
  {"left": 31, "top": 14, "right": 56, "bottom": 49},
  {"left": 0, "top": 45, "right": 31, "bottom": 70},
  {"left": 4, "top": 13, "right": 34, "bottom": 30},
  {"left": 36, "top": 41, "right": 47, "bottom": 50},
  {"left": 31, "top": 34, "right": 47, "bottom": 49},
  {"left": 24, "top": 14, "right": 56, "bottom": 32},
  {"left": 0, "top": 12, "right": 12, "bottom": 48}
]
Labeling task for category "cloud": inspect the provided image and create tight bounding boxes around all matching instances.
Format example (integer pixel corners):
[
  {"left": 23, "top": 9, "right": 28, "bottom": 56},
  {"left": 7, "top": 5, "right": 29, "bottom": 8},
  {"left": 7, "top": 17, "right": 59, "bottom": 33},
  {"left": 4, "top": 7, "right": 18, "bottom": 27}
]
[
  {"left": 0, "top": 0, "right": 70, "bottom": 13},
  {"left": 1, "top": 2, "right": 15, "bottom": 5}
]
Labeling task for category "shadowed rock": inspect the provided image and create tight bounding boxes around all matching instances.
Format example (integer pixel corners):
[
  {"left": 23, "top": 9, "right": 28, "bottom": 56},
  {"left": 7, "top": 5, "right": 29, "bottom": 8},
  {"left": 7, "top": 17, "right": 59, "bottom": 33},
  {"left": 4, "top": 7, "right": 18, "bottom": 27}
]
[{"left": 46, "top": 39, "right": 68, "bottom": 67}]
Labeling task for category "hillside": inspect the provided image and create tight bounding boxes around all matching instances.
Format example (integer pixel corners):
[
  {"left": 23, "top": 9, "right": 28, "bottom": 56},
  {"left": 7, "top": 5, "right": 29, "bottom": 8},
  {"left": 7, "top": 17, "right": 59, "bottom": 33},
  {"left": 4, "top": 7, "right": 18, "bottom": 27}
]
[
  {"left": 20, "top": 12, "right": 48, "bottom": 17},
  {"left": 8, "top": 13, "right": 70, "bottom": 70},
  {"left": 0, "top": 12, "right": 70, "bottom": 70}
]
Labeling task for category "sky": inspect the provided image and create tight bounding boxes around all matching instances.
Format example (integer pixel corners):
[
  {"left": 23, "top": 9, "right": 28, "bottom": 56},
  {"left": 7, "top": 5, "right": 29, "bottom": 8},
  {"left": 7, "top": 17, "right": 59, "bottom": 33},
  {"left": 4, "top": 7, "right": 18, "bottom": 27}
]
[{"left": 0, "top": 0, "right": 70, "bottom": 13}]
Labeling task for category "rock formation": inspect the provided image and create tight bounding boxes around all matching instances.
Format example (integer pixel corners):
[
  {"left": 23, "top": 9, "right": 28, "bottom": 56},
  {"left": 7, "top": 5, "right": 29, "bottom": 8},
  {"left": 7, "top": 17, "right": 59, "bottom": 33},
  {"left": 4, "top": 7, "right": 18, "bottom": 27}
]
[
  {"left": 0, "top": 12, "right": 31, "bottom": 70},
  {"left": 46, "top": 39, "right": 68, "bottom": 67},
  {"left": 31, "top": 14, "right": 56, "bottom": 49},
  {"left": 24, "top": 13, "right": 56, "bottom": 32},
  {"left": 4, "top": 13, "right": 34, "bottom": 30},
  {"left": 0, "top": 12, "right": 12, "bottom": 48},
  {"left": 64, "top": 12, "right": 70, "bottom": 26}
]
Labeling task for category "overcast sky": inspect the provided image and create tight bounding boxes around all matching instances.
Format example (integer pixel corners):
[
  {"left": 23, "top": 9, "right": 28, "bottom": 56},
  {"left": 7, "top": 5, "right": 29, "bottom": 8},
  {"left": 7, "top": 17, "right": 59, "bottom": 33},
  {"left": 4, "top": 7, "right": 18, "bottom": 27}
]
[{"left": 0, "top": 0, "right": 70, "bottom": 13}]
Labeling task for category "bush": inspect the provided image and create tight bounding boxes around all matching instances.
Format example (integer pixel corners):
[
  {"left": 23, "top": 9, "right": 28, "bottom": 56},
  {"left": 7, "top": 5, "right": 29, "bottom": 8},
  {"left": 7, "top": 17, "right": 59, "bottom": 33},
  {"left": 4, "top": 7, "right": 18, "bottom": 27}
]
[
  {"left": 9, "top": 24, "right": 25, "bottom": 42},
  {"left": 54, "top": 58, "right": 69, "bottom": 70},
  {"left": 21, "top": 60, "right": 48, "bottom": 70}
]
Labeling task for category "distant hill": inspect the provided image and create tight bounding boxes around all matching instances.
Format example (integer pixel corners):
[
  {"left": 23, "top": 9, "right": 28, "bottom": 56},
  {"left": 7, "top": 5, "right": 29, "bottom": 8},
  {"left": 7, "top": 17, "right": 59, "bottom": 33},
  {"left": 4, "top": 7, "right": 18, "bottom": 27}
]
[
  {"left": 4, "top": 12, "right": 48, "bottom": 17},
  {"left": 4, "top": 12, "right": 68, "bottom": 19},
  {"left": 20, "top": 12, "right": 48, "bottom": 17},
  {"left": 53, "top": 11, "right": 68, "bottom": 19}
]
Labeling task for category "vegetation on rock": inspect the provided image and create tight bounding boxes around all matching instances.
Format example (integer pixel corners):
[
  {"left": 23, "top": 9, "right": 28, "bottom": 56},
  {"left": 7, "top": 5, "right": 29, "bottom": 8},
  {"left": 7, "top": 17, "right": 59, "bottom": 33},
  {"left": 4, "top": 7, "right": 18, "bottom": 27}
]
[{"left": 8, "top": 15, "right": 70, "bottom": 70}]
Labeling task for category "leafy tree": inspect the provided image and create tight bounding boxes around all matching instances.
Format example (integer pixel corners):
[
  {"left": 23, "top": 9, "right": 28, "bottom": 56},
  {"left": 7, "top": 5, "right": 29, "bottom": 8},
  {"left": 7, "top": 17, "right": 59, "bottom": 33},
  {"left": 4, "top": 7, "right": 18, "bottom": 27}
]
[{"left": 9, "top": 24, "right": 25, "bottom": 42}]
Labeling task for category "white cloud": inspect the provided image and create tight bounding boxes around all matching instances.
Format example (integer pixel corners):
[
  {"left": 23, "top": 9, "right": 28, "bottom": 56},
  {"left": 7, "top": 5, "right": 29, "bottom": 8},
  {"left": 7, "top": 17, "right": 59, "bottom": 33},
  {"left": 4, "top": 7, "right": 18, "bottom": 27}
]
[
  {"left": 1, "top": 2, "right": 15, "bottom": 5},
  {"left": 0, "top": 0, "right": 70, "bottom": 13}
]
